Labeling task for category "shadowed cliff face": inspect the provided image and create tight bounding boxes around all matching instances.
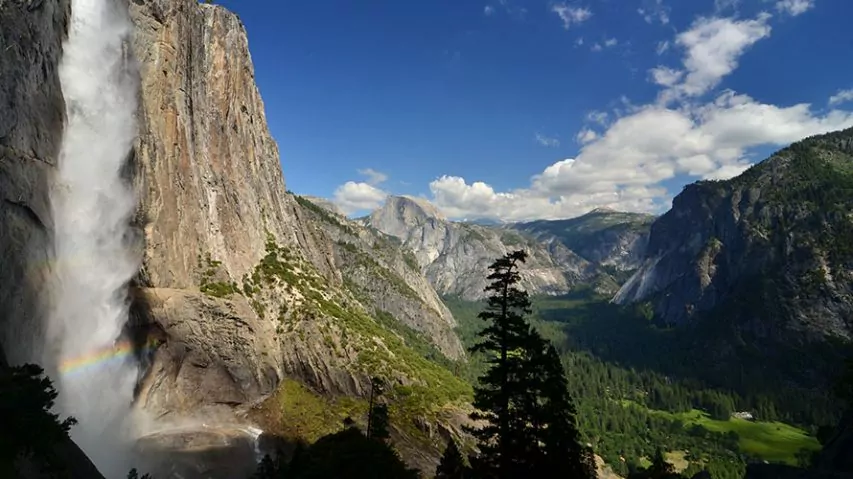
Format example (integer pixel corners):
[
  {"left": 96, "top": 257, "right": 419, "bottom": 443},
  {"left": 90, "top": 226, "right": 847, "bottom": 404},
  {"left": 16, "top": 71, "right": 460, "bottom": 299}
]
[
  {"left": 616, "top": 128, "right": 853, "bottom": 340},
  {"left": 0, "top": 1, "right": 107, "bottom": 477},
  {"left": 613, "top": 128, "right": 853, "bottom": 397},
  {"left": 0, "top": 0, "right": 69, "bottom": 368}
]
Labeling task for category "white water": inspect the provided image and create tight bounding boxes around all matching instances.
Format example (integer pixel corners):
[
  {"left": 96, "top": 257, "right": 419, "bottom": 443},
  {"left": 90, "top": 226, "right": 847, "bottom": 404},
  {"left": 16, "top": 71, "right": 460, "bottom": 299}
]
[{"left": 47, "top": 0, "right": 142, "bottom": 475}]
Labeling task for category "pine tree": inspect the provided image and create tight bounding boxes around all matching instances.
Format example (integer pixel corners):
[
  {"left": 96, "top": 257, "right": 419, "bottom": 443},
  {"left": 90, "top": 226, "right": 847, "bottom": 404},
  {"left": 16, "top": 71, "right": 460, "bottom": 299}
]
[
  {"left": 529, "top": 341, "right": 597, "bottom": 478},
  {"left": 369, "top": 403, "right": 391, "bottom": 442},
  {"left": 436, "top": 438, "right": 467, "bottom": 479},
  {"left": 1, "top": 364, "right": 77, "bottom": 476},
  {"left": 467, "top": 250, "right": 538, "bottom": 478},
  {"left": 466, "top": 250, "right": 597, "bottom": 478},
  {"left": 367, "top": 377, "right": 390, "bottom": 442}
]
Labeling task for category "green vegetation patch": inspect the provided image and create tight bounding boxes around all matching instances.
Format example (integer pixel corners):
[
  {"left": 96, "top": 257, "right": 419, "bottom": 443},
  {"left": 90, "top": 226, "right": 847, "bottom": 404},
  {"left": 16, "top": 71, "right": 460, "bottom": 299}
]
[
  {"left": 635, "top": 406, "right": 821, "bottom": 465},
  {"left": 197, "top": 252, "right": 240, "bottom": 298},
  {"left": 335, "top": 241, "right": 421, "bottom": 301},
  {"left": 254, "top": 378, "right": 368, "bottom": 443},
  {"left": 244, "top": 234, "right": 471, "bottom": 419},
  {"left": 294, "top": 194, "right": 357, "bottom": 236}
]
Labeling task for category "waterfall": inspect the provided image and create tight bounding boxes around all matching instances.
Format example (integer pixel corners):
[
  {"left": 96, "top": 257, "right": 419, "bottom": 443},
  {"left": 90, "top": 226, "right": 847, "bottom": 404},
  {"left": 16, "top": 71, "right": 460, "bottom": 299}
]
[{"left": 47, "top": 0, "right": 142, "bottom": 475}]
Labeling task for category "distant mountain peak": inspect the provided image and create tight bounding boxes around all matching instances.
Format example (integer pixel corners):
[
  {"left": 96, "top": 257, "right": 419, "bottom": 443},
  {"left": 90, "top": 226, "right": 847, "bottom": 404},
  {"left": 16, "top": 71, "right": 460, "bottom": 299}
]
[
  {"left": 382, "top": 195, "right": 448, "bottom": 222},
  {"left": 587, "top": 206, "right": 617, "bottom": 215}
]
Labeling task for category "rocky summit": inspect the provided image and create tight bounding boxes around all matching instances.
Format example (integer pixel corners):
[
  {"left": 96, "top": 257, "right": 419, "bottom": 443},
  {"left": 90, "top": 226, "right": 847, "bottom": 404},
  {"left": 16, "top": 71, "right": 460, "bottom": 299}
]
[{"left": 364, "top": 195, "right": 609, "bottom": 300}]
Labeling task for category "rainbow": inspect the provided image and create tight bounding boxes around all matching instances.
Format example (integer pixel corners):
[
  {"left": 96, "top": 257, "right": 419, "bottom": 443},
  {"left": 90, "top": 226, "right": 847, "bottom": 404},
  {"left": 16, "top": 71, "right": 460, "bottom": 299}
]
[{"left": 59, "top": 337, "right": 161, "bottom": 376}]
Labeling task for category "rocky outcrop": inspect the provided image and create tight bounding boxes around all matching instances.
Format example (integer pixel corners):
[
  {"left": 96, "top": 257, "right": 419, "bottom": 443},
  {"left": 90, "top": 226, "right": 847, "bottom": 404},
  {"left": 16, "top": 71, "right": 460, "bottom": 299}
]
[
  {"left": 365, "top": 195, "right": 601, "bottom": 300},
  {"left": 295, "top": 195, "right": 464, "bottom": 359},
  {"left": 131, "top": 288, "right": 281, "bottom": 422},
  {"left": 0, "top": 0, "right": 68, "bottom": 366},
  {"left": 513, "top": 208, "right": 654, "bottom": 279}
]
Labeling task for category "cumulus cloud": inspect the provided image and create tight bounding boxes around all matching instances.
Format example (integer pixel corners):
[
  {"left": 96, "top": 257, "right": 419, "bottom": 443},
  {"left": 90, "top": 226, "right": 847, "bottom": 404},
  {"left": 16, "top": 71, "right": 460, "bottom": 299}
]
[
  {"left": 575, "top": 128, "right": 598, "bottom": 144},
  {"left": 775, "top": 0, "right": 815, "bottom": 16},
  {"left": 649, "top": 66, "right": 684, "bottom": 87},
  {"left": 429, "top": 94, "right": 853, "bottom": 221},
  {"left": 484, "top": 5, "right": 495, "bottom": 15},
  {"left": 423, "top": 11, "right": 853, "bottom": 221},
  {"left": 551, "top": 3, "right": 592, "bottom": 30},
  {"left": 331, "top": 7, "right": 849, "bottom": 222},
  {"left": 333, "top": 181, "right": 388, "bottom": 215},
  {"left": 654, "top": 14, "right": 772, "bottom": 103},
  {"left": 535, "top": 133, "right": 561, "bottom": 147},
  {"left": 829, "top": 89, "right": 853, "bottom": 106}
]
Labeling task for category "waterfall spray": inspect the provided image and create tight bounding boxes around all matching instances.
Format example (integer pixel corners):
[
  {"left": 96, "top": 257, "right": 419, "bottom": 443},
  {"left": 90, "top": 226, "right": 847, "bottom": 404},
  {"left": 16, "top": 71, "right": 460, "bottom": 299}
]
[{"left": 48, "top": 0, "right": 141, "bottom": 475}]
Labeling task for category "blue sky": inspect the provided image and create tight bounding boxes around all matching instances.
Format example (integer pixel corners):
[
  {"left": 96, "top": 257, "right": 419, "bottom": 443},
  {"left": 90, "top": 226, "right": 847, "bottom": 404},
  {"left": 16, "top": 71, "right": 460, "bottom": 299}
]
[{"left": 215, "top": 0, "right": 853, "bottom": 221}]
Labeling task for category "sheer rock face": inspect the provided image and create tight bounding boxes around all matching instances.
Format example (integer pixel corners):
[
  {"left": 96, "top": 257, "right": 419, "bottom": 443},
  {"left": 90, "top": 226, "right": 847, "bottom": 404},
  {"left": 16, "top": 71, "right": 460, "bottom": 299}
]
[
  {"left": 132, "top": 288, "right": 282, "bottom": 421},
  {"left": 614, "top": 128, "right": 853, "bottom": 344},
  {"left": 365, "top": 195, "right": 599, "bottom": 300},
  {"left": 126, "top": 0, "right": 465, "bottom": 423},
  {"left": 0, "top": 0, "right": 69, "bottom": 366},
  {"left": 128, "top": 0, "right": 338, "bottom": 290}
]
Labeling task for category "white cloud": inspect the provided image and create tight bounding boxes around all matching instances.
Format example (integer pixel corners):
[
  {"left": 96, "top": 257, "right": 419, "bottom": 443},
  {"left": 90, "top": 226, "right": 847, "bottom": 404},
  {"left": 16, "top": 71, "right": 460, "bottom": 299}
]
[
  {"left": 604, "top": 37, "right": 618, "bottom": 47},
  {"left": 484, "top": 5, "right": 495, "bottom": 15},
  {"left": 775, "top": 0, "right": 815, "bottom": 16},
  {"left": 649, "top": 66, "right": 684, "bottom": 87},
  {"left": 357, "top": 167, "right": 388, "bottom": 186},
  {"left": 332, "top": 8, "right": 850, "bottom": 222},
  {"left": 428, "top": 94, "right": 853, "bottom": 221},
  {"left": 829, "top": 89, "right": 853, "bottom": 106},
  {"left": 333, "top": 181, "right": 388, "bottom": 214},
  {"left": 575, "top": 128, "right": 598, "bottom": 144},
  {"left": 638, "top": 0, "right": 670, "bottom": 25},
  {"left": 551, "top": 3, "right": 592, "bottom": 30},
  {"left": 654, "top": 13, "right": 772, "bottom": 103},
  {"left": 535, "top": 133, "right": 561, "bottom": 147},
  {"left": 575, "top": 37, "right": 585, "bottom": 47}
]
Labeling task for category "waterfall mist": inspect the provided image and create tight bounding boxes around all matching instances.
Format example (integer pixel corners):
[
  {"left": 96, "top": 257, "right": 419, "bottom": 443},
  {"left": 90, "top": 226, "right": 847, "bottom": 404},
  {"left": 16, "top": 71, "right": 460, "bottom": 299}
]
[{"left": 48, "top": 0, "right": 142, "bottom": 475}]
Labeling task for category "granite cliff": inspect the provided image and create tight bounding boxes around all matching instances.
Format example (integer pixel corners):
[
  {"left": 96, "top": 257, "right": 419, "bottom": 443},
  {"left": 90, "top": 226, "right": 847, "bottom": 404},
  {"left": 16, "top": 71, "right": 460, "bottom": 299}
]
[
  {"left": 364, "top": 195, "right": 607, "bottom": 300},
  {"left": 513, "top": 208, "right": 654, "bottom": 282},
  {"left": 613, "top": 127, "right": 853, "bottom": 414},
  {"left": 1, "top": 0, "right": 470, "bottom": 475},
  {"left": 127, "top": 2, "right": 471, "bottom": 473}
]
